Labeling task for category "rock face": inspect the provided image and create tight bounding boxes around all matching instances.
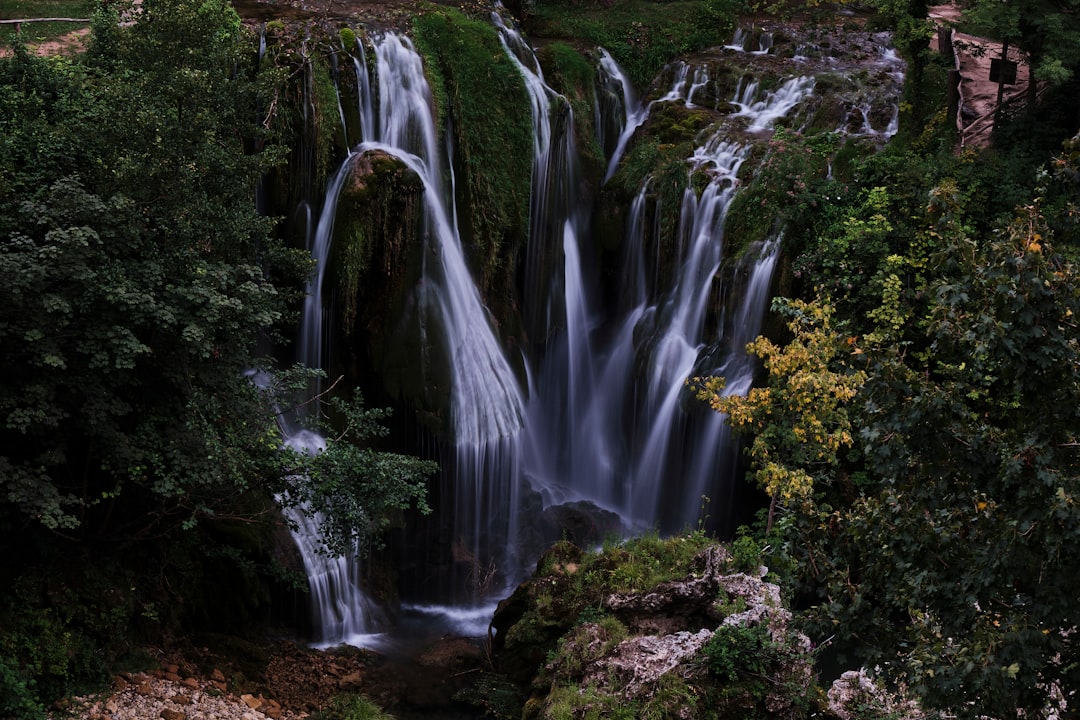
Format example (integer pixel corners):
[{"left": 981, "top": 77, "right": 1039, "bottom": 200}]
[{"left": 491, "top": 537, "right": 820, "bottom": 720}]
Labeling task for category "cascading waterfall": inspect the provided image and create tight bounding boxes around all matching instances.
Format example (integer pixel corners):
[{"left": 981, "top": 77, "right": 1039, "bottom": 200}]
[
  {"left": 280, "top": 50, "right": 389, "bottom": 646},
  {"left": 532, "top": 42, "right": 817, "bottom": 531},
  {"left": 492, "top": 14, "right": 628, "bottom": 520},
  {"left": 359, "top": 33, "right": 528, "bottom": 614},
  {"left": 284, "top": 18, "right": 904, "bottom": 642},
  {"left": 286, "top": 30, "right": 530, "bottom": 641}
]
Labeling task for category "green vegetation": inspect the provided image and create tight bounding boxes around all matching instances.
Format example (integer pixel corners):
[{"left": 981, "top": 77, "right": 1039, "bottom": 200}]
[
  {"left": 535, "top": 41, "right": 604, "bottom": 177},
  {"left": 0, "top": 0, "right": 434, "bottom": 709},
  {"left": 702, "top": 23, "right": 1080, "bottom": 716},
  {"left": 500, "top": 531, "right": 714, "bottom": 661},
  {"left": 412, "top": 6, "right": 533, "bottom": 299},
  {"left": 524, "top": 0, "right": 739, "bottom": 87},
  {"left": 0, "top": 0, "right": 91, "bottom": 46},
  {"left": 313, "top": 693, "right": 397, "bottom": 720},
  {"left": 499, "top": 533, "right": 818, "bottom": 720}
]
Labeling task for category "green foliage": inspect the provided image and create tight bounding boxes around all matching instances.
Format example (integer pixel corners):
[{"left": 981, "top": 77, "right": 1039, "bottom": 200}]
[
  {"left": 0, "top": 0, "right": 434, "bottom": 710},
  {"left": 768, "top": 131, "right": 1080, "bottom": 717},
  {"left": 701, "top": 623, "right": 777, "bottom": 681},
  {"left": 281, "top": 390, "right": 437, "bottom": 557},
  {"left": 524, "top": 0, "right": 737, "bottom": 88},
  {"left": 0, "top": 654, "right": 44, "bottom": 720},
  {"left": 542, "top": 683, "right": 641, "bottom": 720},
  {"left": 728, "top": 533, "right": 761, "bottom": 573},
  {"left": 724, "top": 128, "right": 840, "bottom": 257},
  {"left": 412, "top": 7, "right": 533, "bottom": 295},
  {"left": 313, "top": 693, "right": 396, "bottom": 720},
  {"left": 962, "top": 0, "right": 1080, "bottom": 90},
  {"left": 694, "top": 298, "right": 865, "bottom": 524}
]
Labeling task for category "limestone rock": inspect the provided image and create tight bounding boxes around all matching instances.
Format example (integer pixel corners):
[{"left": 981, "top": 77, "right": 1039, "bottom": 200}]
[
  {"left": 828, "top": 669, "right": 924, "bottom": 720},
  {"left": 583, "top": 629, "right": 714, "bottom": 697}
]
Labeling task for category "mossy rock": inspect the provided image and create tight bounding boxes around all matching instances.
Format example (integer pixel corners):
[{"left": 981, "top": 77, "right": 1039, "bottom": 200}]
[
  {"left": 324, "top": 149, "right": 444, "bottom": 412},
  {"left": 412, "top": 7, "right": 533, "bottom": 334}
]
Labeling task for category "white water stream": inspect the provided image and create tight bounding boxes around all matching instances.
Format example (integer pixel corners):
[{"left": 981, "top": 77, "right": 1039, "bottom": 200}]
[{"left": 285, "top": 22, "right": 902, "bottom": 642}]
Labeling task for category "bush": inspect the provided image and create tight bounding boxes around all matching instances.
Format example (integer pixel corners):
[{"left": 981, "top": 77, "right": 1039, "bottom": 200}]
[
  {"left": 701, "top": 623, "right": 779, "bottom": 681},
  {"left": 0, "top": 654, "right": 45, "bottom": 720},
  {"left": 312, "top": 693, "right": 395, "bottom": 720}
]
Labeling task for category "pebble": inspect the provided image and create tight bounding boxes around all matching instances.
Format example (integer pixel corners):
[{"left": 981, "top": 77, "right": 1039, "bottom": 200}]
[{"left": 60, "top": 674, "right": 306, "bottom": 720}]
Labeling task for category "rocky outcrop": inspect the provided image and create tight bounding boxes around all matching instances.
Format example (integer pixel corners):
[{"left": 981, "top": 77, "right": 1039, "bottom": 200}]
[
  {"left": 492, "top": 537, "right": 821, "bottom": 720},
  {"left": 827, "top": 669, "right": 925, "bottom": 720}
]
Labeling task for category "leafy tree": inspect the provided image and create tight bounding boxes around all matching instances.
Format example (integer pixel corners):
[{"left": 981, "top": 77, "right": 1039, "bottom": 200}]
[
  {"left": 694, "top": 298, "right": 865, "bottom": 532},
  {"left": 963, "top": 0, "right": 1080, "bottom": 105},
  {"left": 788, "top": 184, "right": 1080, "bottom": 717},
  {"left": 0, "top": 0, "right": 436, "bottom": 705}
]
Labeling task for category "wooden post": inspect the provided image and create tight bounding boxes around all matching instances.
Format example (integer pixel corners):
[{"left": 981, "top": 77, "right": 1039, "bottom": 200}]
[
  {"left": 947, "top": 69, "right": 961, "bottom": 132},
  {"left": 993, "top": 40, "right": 1009, "bottom": 132}
]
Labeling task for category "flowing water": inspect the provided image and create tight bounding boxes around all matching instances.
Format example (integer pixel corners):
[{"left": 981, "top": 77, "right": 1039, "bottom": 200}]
[{"left": 285, "top": 21, "right": 903, "bottom": 642}]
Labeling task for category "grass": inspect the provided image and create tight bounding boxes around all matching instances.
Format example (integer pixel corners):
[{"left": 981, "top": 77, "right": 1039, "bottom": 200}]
[
  {"left": 524, "top": 0, "right": 737, "bottom": 88},
  {"left": 0, "top": 0, "right": 93, "bottom": 47}
]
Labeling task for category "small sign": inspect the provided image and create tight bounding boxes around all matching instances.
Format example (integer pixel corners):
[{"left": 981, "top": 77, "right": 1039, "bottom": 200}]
[{"left": 990, "top": 58, "right": 1018, "bottom": 85}]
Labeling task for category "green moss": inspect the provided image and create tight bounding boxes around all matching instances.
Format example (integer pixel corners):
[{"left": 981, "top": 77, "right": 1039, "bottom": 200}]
[
  {"left": 412, "top": 7, "right": 533, "bottom": 305},
  {"left": 328, "top": 150, "right": 425, "bottom": 358},
  {"left": 536, "top": 42, "right": 604, "bottom": 180},
  {"left": 524, "top": 0, "right": 737, "bottom": 87},
  {"left": 542, "top": 684, "right": 642, "bottom": 720},
  {"left": 316, "top": 54, "right": 344, "bottom": 177},
  {"left": 339, "top": 27, "right": 356, "bottom": 51}
]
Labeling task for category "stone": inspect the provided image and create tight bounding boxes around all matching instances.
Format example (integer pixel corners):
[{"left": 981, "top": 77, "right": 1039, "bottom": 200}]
[
  {"left": 164, "top": 672, "right": 182, "bottom": 683},
  {"left": 339, "top": 670, "right": 362, "bottom": 687},
  {"left": 160, "top": 709, "right": 185, "bottom": 720},
  {"left": 211, "top": 668, "right": 226, "bottom": 682},
  {"left": 241, "top": 694, "right": 262, "bottom": 709},
  {"left": 584, "top": 629, "right": 714, "bottom": 696},
  {"left": 135, "top": 681, "right": 154, "bottom": 696},
  {"left": 181, "top": 677, "right": 199, "bottom": 690}
]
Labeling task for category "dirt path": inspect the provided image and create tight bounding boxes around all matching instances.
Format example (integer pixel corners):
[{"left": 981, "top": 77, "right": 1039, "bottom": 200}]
[{"left": 0, "top": 26, "right": 90, "bottom": 57}]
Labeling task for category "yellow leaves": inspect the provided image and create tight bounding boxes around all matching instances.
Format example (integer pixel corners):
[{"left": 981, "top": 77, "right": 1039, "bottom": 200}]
[{"left": 695, "top": 298, "right": 865, "bottom": 504}]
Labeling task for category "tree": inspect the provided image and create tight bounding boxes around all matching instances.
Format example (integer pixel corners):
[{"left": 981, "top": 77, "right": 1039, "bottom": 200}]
[
  {"left": 0, "top": 0, "right": 435, "bottom": 705},
  {"left": 963, "top": 0, "right": 1080, "bottom": 107},
  {"left": 694, "top": 298, "right": 865, "bottom": 532},
  {"left": 795, "top": 186, "right": 1080, "bottom": 717}
]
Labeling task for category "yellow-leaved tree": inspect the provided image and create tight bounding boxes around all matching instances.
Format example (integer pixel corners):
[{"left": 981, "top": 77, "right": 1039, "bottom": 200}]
[{"left": 693, "top": 298, "right": 865, "bottom": 531}]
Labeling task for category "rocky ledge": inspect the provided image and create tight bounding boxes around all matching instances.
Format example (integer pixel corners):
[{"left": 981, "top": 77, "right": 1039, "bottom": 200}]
[{"left": 489, "top": 535, "right": 918, "bottom": 720}]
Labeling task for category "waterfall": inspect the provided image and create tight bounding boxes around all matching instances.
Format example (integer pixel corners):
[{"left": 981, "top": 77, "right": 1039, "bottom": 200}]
[
  {"left": 599, "top": 54, "right": 724, "bottom": 182},
  {"left": 279, "top": 18, "right": 904, "bottom": 640},
  {"left": 371, "top": 34, "right": 527, "bottom": 610},
  {"left": 538, "top": 45, "right": 815, "bottom": 531},
  {"left": 492, "top": 13, "right": 622, "bottom": 520},
  {"left": 282, "top": 431, "right": 389, "bottom": 648}
]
